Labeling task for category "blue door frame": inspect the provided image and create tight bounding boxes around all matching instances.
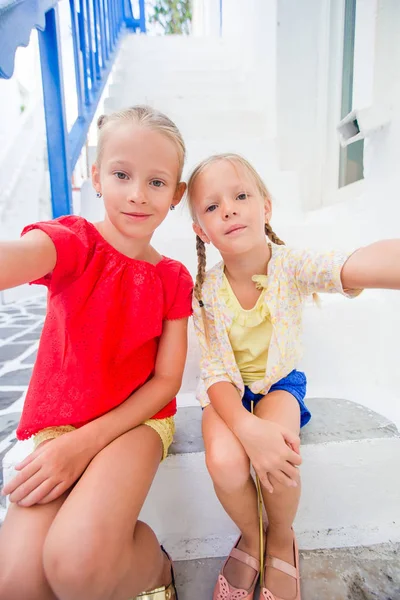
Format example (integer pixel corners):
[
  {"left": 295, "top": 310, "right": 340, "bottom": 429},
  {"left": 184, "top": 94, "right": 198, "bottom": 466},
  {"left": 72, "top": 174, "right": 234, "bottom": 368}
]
[{"left": 0, "top": 0, "right": 146, "bottom": 217}]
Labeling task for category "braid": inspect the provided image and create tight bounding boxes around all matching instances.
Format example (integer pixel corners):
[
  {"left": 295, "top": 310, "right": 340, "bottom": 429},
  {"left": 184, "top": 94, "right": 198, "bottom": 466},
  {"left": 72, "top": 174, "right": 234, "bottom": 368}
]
[
  {"left": 195, "top": 235, "right": 210, "bottom": 342},
  {"left": 194, "top": 235, "right": 206, "bottom": 304},
  {"left": 265, "top": 222, "right": 285, "bottom": 245}
]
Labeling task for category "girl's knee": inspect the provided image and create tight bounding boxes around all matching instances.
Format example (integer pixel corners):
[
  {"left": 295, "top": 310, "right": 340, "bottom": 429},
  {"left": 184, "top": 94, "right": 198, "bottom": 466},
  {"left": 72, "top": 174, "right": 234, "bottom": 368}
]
[
  {"left": 0, "top": 563, "right": 48, "bottom": 600},
  {"left": 0, "top": 533, "right": 52, "bottom": 600},
  {"left": 205, "top": 440, "right": 250, "bottom": 491},
  {"left": 43, "top": 531, "right": 112, "bottom": 600},
  {"left": 0, "top": 571, "right": 25, "bottom": 600}
]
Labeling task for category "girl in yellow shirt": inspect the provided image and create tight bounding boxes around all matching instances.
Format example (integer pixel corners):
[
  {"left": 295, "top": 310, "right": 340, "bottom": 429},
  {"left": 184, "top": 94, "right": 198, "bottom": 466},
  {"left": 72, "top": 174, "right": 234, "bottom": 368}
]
[{"left": 187, "top": 153, "right": 400, "bottom": 600}]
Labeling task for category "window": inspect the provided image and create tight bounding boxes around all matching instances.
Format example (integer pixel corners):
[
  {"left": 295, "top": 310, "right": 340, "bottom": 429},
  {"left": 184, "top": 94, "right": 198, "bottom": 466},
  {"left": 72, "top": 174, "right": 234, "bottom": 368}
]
[{"left": 339, "top": 0, "right": 364, "bottom": 188}]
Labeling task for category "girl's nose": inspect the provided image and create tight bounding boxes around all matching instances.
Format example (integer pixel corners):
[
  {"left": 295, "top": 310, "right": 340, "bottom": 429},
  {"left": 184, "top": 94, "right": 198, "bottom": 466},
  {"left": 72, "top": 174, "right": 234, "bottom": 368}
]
[
  {"left": 223, "top": 206, "right": 237, "bottom": 219},
  {"left": 128, "top": 183, "right": 146, "bottom": 204}
]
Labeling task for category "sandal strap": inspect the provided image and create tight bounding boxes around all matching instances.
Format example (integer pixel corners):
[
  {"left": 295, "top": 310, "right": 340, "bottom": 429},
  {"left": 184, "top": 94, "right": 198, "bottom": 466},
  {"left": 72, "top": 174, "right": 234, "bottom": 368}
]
[
  {"left": 135, "top": 581, "right": 175, "bottom": 599},
  {"left": 230, "top": 547, "right": 260, "bottom": 572},
  {"left": 265, "top": 555, "right": 297, "bottom": 579},
  {"left": 135, "top": 546, "right": 177, "bottom": 600}
]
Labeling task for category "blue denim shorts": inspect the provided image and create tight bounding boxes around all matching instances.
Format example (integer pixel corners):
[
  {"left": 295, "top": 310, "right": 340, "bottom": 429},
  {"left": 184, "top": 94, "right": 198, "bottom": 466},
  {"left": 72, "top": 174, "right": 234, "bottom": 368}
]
[{"left": 242, "top": 370, "right": 311, "bottom": 428}]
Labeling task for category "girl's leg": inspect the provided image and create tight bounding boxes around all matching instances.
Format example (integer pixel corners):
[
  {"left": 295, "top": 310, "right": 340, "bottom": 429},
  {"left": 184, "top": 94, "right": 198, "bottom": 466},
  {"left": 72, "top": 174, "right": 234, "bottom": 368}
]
[
  {"left": 255, "top": 390, "right": 301, "bottom": 600},
  {"left": 0, "top": 493, "right": 67, "bottom": 600},
  {"left": 43, "top": 424, "right": 171, "bottom": 600},
  {"left": 203, "top": 405, "right": 260, "bottom": 590}
]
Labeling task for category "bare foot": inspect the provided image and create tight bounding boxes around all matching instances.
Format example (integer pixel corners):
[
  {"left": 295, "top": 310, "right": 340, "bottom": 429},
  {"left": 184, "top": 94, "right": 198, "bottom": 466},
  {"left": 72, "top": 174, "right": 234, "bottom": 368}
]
[
  {"left": 263, "top": 529, "right": 297, "bottom": 600},
  {"left": 223, "top": 535, "right": 260, "bottom": 591}
]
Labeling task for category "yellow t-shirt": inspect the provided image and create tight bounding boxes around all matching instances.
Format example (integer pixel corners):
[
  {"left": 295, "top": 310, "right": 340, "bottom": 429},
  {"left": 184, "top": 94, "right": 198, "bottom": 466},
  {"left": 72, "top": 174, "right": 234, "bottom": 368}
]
[{"left": 220, "top": 274, "right": 272, "bottom": 385}]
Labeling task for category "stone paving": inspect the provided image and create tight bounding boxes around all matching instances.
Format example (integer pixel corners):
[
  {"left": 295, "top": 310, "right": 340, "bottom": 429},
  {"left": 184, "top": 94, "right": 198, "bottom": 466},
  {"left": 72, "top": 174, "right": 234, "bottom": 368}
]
[
  {"left": 175, "top": 543, "right": 400, "bottom": 600},
  {"left": 0, "top": 296, "right": 45, "bottom": 518}
]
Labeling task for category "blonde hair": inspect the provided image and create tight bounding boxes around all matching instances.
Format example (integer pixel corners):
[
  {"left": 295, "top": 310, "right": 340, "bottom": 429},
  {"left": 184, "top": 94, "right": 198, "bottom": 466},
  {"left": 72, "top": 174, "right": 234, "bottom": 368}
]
[
  {"left": 187, "top": 153, "right": 317, "bottom": 334},
  {"left": 96, "top": 105, "right": 186, "bottom": 181}
]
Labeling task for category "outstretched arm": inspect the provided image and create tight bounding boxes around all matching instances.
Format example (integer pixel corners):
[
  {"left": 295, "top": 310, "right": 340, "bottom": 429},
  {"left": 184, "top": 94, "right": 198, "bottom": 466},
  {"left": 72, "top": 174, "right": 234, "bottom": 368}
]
[
  {"left": 341, "top": 240, "right": 400, "bottom": 290},
  {"left": 0, "top": 230, "right": 56, "bottom": 291}
]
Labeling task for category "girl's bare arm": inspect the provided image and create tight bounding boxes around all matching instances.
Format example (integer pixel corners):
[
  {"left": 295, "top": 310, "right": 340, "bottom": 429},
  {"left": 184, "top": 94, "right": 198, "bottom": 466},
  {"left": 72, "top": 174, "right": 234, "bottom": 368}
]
[
  {"left": 341, "top": 240, "right": 400, "bottom": 291},
  {"left": 0, "top": 230, "right": 56, "bottom": 291}
]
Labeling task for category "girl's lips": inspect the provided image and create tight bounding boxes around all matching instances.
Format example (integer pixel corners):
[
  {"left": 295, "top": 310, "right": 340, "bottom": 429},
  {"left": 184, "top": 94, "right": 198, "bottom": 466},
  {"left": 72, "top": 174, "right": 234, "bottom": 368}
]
[
  {"left": 122, "top": 212, "right": 151, "bottom": 221},
  {"left": 225, "top": 225, "right": 247, "bottom": 235}
]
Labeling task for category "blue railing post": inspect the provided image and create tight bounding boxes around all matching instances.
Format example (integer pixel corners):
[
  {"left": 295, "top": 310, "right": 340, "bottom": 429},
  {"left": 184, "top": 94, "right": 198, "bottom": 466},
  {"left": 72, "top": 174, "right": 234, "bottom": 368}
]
[
  {"left": 38, "top": 6, "right": 73, "bottom": 218},
  {"left": 139, "top": 0, "right": 146, "bottom": 32},
  {"left": 92, "top": 0, "right": 101, "bottom": 81},
  {"left": 84, "top": 0, "right": 97, "bottom": 91}
]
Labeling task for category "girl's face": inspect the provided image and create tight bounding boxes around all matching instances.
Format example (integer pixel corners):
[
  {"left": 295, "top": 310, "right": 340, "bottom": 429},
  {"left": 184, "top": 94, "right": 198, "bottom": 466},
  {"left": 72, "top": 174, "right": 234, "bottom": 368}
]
[
  {"left": 191, "top": 160, "right": 271, "bottom": 256},
  {"left": 92, "top": 124, "right": 185, "bottom": 240}
]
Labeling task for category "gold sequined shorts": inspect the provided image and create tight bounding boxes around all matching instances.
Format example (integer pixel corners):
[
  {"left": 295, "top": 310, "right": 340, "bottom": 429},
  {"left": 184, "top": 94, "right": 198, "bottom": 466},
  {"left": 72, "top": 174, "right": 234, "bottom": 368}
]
[{"left": 33, "top": 416, "right": 175, "bottom": 461}]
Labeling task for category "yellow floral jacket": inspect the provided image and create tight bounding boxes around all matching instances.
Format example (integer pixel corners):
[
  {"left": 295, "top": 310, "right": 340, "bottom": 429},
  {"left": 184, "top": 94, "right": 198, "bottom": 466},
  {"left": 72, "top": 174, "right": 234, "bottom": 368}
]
[{"left": 192, "top": 243, "right": 360, "bottom": 407}]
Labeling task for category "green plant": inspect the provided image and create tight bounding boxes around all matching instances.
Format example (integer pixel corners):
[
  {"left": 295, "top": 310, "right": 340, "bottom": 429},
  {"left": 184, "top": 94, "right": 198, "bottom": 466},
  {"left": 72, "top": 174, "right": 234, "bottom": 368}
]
[{"left": 149, "top": 0, "right": 192, "bottom": 35}]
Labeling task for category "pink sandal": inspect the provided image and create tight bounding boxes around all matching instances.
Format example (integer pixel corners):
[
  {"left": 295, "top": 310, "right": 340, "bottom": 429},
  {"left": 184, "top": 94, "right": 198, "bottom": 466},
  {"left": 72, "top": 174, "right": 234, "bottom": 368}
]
[
  {"left": 260, "top": 531, "right": 301, "bottom": 600},
  {"left": 213, "top": 536, "right": 260, "bottom": 600}
]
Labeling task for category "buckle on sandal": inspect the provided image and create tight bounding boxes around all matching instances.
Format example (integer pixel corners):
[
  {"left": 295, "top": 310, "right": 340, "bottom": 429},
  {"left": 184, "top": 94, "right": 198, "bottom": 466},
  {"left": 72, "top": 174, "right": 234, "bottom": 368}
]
[{"left": 135, "top": 582, "right": 175, "bottom": 600}]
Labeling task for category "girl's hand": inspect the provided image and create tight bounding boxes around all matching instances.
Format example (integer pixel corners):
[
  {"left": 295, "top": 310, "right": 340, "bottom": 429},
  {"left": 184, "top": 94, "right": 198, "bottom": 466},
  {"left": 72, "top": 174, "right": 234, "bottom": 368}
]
[
  {"left": 1, "top": 431, "right": 94, "bottom": 507},
  {"left": 237, "top": 415, "right": 302, "bottom": 493}
]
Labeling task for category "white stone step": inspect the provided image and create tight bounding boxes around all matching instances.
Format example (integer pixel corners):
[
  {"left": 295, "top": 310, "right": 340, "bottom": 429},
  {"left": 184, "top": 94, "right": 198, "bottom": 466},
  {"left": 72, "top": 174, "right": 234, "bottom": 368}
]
[
  {"left": 105, "top": 79, "right": 261, "bottom": 111},
  {"left": 184, "top": 137, "right": 279, "bottom": 175},
  {"left": 141, "top": 399, "right": 400, "bottom": 560},
  {"left": 105, "top": 87, "right": 263, "bottom": 112},
  {"left": 117, "top": 52, "right": 245, "bottom": 74},
  {"left": 113, "top": 61, "right": 248, "bottom": 79},
  {"left": 3, "top": 399, "right": 399, "bottom": 561},
  {"left": 112, "top": 66, "right": 251, "bottom": 85},
  {"left": 118, "top": 34, "right": 245, "bottom": 69},
  {"left": 104, "top": 100, "right": 271, "bottom": 139}
]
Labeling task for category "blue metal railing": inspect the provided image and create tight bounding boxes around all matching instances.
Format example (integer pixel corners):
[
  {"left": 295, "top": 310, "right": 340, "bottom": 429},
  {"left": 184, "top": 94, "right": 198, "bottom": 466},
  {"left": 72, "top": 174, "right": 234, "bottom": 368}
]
[{"left": 0, "top": 0, "right": 146, "bottom": 217}]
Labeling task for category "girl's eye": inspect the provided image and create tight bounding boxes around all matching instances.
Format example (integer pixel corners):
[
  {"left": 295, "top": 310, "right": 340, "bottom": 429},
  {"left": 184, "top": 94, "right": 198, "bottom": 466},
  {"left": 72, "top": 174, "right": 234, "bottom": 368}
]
[
  {"left": 237, "top": 192, "right": 248, "bottom": 200},
  {"left": 206, "top": 204, "right": 217, "bottom": 213},
  {"left": 150, "top": 179, "right": 165, "bottom": 188},
  {"left": 115, "top": 172, "right": 128, "bottom": 180}
]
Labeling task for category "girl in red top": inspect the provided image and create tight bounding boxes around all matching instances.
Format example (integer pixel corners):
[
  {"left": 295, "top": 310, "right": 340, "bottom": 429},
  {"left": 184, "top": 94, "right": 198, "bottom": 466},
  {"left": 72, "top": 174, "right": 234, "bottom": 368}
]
[{"left": 0, "top": 106, "right": 193, "bottom": 600}]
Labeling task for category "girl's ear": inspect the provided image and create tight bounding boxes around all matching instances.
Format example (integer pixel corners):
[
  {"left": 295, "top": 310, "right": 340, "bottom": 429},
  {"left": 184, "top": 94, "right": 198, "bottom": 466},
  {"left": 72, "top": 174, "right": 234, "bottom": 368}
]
[
  {"left": 92, "top": 163, "right": 101, "bottom": 196},
  {"left": 172, "top": 182, "right": 187, "bottom": 208},
  {"left": 264, "top": 195, "right": 272, "bottom": 223},
  {"left": 193, "top": 223, "right": 210, "bottom": 244}
]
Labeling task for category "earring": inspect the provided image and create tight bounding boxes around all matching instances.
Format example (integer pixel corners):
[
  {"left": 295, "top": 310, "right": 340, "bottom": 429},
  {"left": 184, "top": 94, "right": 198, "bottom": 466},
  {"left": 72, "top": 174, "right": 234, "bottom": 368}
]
[
  {"left": 169, "top": 205, "right": 175, "bottom": 211},
  {"left": 96, "top": 192, "right": 102, "bottom": 198}
]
